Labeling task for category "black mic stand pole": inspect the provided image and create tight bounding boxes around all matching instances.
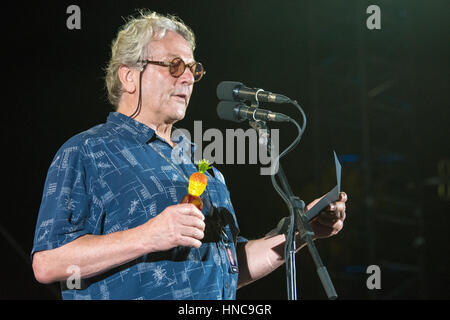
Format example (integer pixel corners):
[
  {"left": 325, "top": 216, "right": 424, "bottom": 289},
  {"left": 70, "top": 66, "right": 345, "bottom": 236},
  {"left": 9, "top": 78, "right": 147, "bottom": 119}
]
[{"left": 249, "top": 119, "right": 337, "bottom": 300}]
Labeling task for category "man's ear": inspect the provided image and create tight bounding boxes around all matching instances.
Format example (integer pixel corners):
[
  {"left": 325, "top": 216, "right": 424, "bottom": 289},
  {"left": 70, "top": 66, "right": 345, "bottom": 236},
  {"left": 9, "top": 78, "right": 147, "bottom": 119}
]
[{"left": 118, "top": 65, "right": 138, "bottom": 94}]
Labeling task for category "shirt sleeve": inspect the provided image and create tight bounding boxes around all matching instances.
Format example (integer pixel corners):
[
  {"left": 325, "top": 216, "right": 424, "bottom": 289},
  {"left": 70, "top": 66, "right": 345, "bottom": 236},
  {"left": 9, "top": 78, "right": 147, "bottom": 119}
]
[
  {"left": 31, "top": 140, "right": 99, "bottom": 259},
  {"left": 236, "top": 235, "right": 248, "bottom": 244}
]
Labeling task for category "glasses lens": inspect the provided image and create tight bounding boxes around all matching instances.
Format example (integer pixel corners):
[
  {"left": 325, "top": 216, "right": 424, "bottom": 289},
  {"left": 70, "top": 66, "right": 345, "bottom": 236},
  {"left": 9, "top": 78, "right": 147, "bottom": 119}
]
[
  {"left": 169, "top": 58, "right": 185, "bottom": 77},
  {"left": 169, "top": 58, "right": 205, "bottom": 82},
  {"left": 192, "top": 63, "right": 204, "bottom": 82}
]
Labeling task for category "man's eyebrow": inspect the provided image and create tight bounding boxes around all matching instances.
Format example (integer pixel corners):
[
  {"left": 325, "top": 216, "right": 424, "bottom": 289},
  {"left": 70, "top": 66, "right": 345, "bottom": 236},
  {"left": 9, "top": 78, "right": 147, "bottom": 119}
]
[{"left": 165, "top": 54, "right": 195, "bottom": 63}]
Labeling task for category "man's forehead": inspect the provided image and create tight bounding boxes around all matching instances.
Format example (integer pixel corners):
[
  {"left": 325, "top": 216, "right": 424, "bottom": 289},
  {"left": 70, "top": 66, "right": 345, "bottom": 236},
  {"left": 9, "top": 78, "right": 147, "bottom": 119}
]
[{"left": 148, "top": 31, "right": 194, "bottom": 61}]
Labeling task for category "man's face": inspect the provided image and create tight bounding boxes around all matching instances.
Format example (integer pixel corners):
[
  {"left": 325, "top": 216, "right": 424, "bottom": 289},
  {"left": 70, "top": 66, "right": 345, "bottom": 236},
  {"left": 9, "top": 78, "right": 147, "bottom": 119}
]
[{"left": 140, "top": 30, "right": 195, "bottom": 124}]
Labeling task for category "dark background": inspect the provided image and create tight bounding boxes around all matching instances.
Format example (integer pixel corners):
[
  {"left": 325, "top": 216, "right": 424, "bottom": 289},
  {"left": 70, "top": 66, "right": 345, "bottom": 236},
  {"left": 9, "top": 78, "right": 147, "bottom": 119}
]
[{"left": 1, "top": 0, "right": 449, "bottom": 300}]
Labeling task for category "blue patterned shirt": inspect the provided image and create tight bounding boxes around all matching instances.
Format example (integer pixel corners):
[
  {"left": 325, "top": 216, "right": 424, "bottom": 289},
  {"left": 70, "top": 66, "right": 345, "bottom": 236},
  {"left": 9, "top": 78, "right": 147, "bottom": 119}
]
[{"left": 32, "top": 112, "right": 246, "bottom": 300}]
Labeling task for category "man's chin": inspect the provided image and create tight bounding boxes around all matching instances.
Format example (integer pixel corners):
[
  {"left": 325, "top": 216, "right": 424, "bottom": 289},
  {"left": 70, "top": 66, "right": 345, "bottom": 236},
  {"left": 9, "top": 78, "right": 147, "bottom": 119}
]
[
  {"left": 169, "top": 108, "right": 187, "bottom": 123},
  {"left": 164, "top": 100, "right": 188, "bottom": 123}
]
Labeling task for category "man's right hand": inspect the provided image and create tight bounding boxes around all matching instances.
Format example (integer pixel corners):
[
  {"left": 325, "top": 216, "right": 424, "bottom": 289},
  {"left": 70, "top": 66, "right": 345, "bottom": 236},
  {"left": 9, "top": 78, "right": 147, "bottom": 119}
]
[{"left": 143, "top": 203, "right": 206, "bottom": 251}]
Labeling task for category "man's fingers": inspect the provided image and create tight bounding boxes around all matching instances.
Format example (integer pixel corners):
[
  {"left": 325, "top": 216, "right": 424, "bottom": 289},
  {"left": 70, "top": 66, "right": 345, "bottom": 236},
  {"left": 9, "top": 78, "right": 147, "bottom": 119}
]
[
  {"left": 179, "top": 235, "right": 202, "bottom": 249},
  {"left": 317, "top": 215, "right": 338, "bottom": 227},
  {"left": 153, "top": 204, "right": 206, "bottom": 251},
  {"left": 311, "top": 221, "right": 342, "bottom": 238},
  {"left": 181, "top": 226, "right": 205, "bottom": 241},
  {"left": 180, "top": 215, "right": 206, "bottom": 231},
  {"left": 179, "top": 226, "right": 204, "bottom": 248},
  {"left": 322, "top": 202, "right": 346, "bottom": 220},
  {"left": 316, "top": 216, "right": 343, "bottom": 230},
  {"left": 177, "top": 203, "right": 205, "bottom": 220},
  {"left": 312, "top": 192, "right": 347, "bottom": 239},
  {"left": 325, "top": 201, "right": 345, "bottom": 212},
  {"left": 176, "top": 205, "right": 206, "bottom": 231}
]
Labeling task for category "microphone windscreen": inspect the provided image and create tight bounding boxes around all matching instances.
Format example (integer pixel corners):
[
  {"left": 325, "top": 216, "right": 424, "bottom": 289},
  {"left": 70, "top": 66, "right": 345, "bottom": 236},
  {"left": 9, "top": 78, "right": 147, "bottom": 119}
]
[
  {"left": 216, "top": 101, "right": 243, "bottom": 123},
  {"left": 216, "top": 81, "right": 242, "bottom": 101}
]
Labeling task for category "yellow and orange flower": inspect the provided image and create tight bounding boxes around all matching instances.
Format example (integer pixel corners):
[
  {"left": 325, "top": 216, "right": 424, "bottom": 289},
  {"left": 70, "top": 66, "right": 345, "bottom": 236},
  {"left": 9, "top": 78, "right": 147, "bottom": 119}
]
[{"left": 180, "top": 159, "right": 212, "bottom": 210}]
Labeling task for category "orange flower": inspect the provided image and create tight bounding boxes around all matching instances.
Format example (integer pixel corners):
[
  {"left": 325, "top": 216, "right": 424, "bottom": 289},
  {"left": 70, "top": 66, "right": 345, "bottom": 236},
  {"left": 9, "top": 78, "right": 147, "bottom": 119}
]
[
  {"left": 180, "top": 159, "right": 212, "bottom": 210},
  {"left": 188, "top": 159, "right": 211, "bottom": 197}
]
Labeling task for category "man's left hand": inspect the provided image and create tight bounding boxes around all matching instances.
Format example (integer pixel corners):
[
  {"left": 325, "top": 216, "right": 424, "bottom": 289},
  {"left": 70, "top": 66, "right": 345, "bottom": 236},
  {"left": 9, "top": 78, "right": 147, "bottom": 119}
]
[{"left": 307, "top": 192, "right": 347, "bottom": 239}]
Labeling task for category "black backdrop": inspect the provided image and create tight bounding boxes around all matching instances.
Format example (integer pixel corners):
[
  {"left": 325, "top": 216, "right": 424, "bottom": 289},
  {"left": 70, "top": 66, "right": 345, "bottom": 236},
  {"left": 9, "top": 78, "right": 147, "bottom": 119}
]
[{"left": 1, "top": 0, "right": 449, "bottom": 300}]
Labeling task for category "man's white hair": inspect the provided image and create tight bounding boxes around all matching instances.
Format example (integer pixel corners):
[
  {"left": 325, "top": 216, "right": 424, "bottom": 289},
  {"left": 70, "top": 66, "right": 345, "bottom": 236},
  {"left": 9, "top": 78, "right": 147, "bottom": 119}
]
[{"left": 105, "top": 10, "right": 196, "bottom": 108}]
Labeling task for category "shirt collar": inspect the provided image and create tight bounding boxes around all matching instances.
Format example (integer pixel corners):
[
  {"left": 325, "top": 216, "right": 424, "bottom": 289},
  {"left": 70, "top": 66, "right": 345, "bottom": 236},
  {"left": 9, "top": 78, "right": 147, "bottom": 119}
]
[
  {"left": 171, "top": 127, "right": 197, "bottom": 150},
  {"left": 107, "top": 112, "right": 156, "bottom": 144},
  {"left": 106, "top": 112, "right": 197, "bottom": 151}
]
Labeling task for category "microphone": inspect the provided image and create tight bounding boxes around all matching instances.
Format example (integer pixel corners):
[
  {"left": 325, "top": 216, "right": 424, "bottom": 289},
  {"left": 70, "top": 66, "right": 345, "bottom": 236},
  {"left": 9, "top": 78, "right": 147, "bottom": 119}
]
[
  {"left": 217, "top": 81, "right": 291, "bottom": 104},
  {"left": 217, "top": 101, "right": 291, "bottom": 123}
]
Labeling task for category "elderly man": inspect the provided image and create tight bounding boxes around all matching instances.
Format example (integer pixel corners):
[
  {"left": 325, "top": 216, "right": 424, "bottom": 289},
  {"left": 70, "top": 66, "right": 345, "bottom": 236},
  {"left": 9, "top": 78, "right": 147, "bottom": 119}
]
[{"left": 31, "top": 11, "right": 347, "bottom": 300}]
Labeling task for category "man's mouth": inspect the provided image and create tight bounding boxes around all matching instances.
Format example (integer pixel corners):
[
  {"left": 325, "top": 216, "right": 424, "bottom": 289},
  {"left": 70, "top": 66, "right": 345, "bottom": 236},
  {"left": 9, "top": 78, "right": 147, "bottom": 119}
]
[{"left": 172, "top": 93, "right": 187, "bottom": 104}]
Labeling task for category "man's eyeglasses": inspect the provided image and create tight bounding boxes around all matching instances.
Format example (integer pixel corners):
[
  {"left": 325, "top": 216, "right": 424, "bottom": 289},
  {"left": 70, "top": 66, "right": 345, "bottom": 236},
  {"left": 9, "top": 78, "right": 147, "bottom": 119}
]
[{"left": 140, "top": 57, "right": 206, "bottom": 82}]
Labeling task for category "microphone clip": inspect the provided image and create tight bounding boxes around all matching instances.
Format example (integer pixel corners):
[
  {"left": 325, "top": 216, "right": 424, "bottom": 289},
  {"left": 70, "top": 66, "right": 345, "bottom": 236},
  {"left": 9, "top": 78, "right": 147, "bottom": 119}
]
[
  {"left": 248, "top": 116, "right": 270, "bottom": 149},
  {"left": 254, "top": 88, "right": 265, "bottom": 106}
]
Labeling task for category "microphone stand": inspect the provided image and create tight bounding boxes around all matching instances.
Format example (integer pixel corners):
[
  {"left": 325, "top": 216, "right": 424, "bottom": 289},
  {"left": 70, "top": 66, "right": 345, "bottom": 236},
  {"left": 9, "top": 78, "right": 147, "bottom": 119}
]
[{"left": 249, "top": 119, "right": 337, "bottom": 300}]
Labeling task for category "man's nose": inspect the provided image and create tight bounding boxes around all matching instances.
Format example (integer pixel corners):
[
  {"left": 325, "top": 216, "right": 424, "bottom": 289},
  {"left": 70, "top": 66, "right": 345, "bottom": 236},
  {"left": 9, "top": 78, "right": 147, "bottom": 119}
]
[{"left": 178, "top": 66, "right": 195, "bottom": 85}]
